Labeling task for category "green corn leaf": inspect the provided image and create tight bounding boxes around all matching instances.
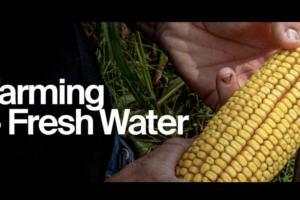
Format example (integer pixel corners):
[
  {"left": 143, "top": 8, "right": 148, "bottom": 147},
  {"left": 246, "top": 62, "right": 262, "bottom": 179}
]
[
  {"left": 158, "top": 77, "right": 185, "bottom": 106},
  {"left": 113, "top": 94, "right": 136, "bottom": 114},
  {"left": 106, "top": 22, "right": 158, "bottom": 114},
  {"left": 128, "top": 135, "right": 156, "bottom": 158}
]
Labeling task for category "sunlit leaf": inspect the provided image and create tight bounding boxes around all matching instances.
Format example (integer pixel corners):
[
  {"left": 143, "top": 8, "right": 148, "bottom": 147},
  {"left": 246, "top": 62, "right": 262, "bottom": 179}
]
[{"left": 128, "top": 135, "right": 155, "bottom": 158}]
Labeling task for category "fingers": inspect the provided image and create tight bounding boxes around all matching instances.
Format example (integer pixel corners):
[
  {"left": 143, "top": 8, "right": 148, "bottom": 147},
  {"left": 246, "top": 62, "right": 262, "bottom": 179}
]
[
  {"left": 216, "top": 68, "right": 240, "bottom": 111},
  {"left": 160, "top": 137, "right": 196, "bottom": 166},
  {"left": 271, "top": 22, "right": 300, "bottom": 49},
  {"left": 162, "top": 137, "right": 196, "bottom": 182},
  {"left": 163, "top": 137, "right": 196, "bottom": 156}
]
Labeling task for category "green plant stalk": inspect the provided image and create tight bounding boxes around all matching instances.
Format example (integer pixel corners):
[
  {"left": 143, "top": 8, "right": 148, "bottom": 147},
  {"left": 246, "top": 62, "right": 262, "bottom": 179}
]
[
  {"left": 135, "top": 30, "right": 161, "bottom": 116},
  {"left": 152, "top": 43, "right": 158, "bottom": 60},
  {"left": 123, "top": 50, "right": 148, "bottom": 91},
  {"left": 135, "top": 41, "right": 152, "bottom": 94},
  {"left": 107, "top": 22, "right": 156, "bottom": 114},
  {"left": 158, "top": 81, "right": 185, "bottom": 106},
  {"left": 101, "top": 25, "right": 106, "bottom": 72},
  {"left": 101, "top": 22, "right": 114, "bottom": 61},
  {"left": 135, "top": 30, "right": 153, "bottom": 86},
  {"left": 101, "top": 22, "right": 116, "bottom": 92}
]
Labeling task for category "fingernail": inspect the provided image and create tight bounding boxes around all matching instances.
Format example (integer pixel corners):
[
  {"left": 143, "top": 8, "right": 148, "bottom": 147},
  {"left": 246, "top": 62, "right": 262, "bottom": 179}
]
[
  {"left": 222, "top": 74, "right": 232, "bottom": 85},
  {"left": 285, "top": 28, "right": 299, "bottom": 40}
]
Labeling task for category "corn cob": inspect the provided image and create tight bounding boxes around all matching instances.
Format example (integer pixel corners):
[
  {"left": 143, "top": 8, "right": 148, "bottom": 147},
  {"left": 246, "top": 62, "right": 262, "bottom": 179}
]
[{"left": 176, "top": 47, "right": 300, "bottom": 182}]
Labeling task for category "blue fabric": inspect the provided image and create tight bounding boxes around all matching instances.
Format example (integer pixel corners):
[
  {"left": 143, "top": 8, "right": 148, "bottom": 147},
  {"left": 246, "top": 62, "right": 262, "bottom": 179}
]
[{"left": 106, "top": 132, "right": 134, "bottom": 176}]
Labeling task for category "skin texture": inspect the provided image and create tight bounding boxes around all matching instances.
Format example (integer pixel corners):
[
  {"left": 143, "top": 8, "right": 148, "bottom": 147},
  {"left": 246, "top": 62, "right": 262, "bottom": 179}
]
[
  {"left": 133, "top": 22, "right": 300, "bottom": 112},
  {"left": 106, "top": 22, "right": 300, "bottom": 182},
  {"left": 105, "top": 137, "right": 196, "bottom": 182}
]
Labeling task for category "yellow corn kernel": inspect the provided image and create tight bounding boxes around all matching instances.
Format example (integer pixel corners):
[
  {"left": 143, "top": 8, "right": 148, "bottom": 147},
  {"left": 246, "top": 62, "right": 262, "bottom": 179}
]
[
  {"left": 220, "top": 152, "right": 232, "bottom": 164},
  {"left": 285, "top": 56, "right": 296, "bottom": 64},
  {"left": 230, "top": 141, "right": 243, "bottom": 153},
  {"left": 264, "top": 140, "right": 274, "bottom": 150},
  {"left": 202, "top": 177, "right": 211, "bottom": 182},
  {"left": 268, "top": 112, "right": 281, "bottom": 123},
  {"left": 260, "top": 145, "right": 270, "bottom": 156},
  {"left": 264, "top": 98, "right": 275, "bottom": 109},
  {"left": 244, "top": 106, "right": 253, "bottom": 114},
  {"left": 189, "top": 166, "right": 199, "bottom": 174},
  {"left": 205, "top": 171, "right": 218, "bottom": 182},
  {"left": 266, "top": 156, "right": 274, "bottom": 166},
  {"left": 183, "top": 160, "right": 192, "bottom": 168},
  {"left": 218, "top": 124, "right": 227, "bottom": 132},
  {"left": 226, "top": 127, "right": 238, "bottom": 136},
  {"left": 205, "top": 156, "right": 215, "bottom": 165},
  {"left": 285, "top": 93, "right": 296, "bottom": 104},
  {"left": 267, "top": 94, "right": 278, "bottom": 104},
  {"left": 241, "top": 150, "right": 253, "bottom": 161},
  {"left": 255, "top": 152, "right": 266, "bottom": 163},
  {"left": 274, "top": 107, "right": 285, "bottom": 118},
  {"left": 279, "top": 139, "right": 287, "bottom": 150},
  {"left": 206, "top": 137, "right": 218, "bottom": 147},
  {"left": 260, "top": 163, "right": 268, "bottom": 171},
  {"left": 276, "top": 85, "right": 286, "bottom": 94},
  {"left": 273, "top": 129, "right": 283, "bottom": 140},
  {"left": 290, "top": 69, "right": 300, "bottom": 79},
  {"left": 236, "top": 155, "right": 248, "bottom": 167},
  {"left": 192, "top": 159, "right": 204, "bottom": 168},
  {"left": 180, "top": 168, "right": 188, "bottom": 176},
  {"left": 234, "top": 116, "right": 246, "bottom": 126},
  {"left": 281, "top": 62, "right": 292, "bottom": 69},
  {"left": 254, "top": 79, "right": 265, "bottom": 87},
  {"left": 184, "top": 173, "right": 194, "bottom": 182},
  {"left": 200, "top": 163, "right": 211, "bottom": 174},
  {"left": 200, "top": 144, "right": 213, "bottom": 154},
  {"left": 215, "top": 158, "right": 227, "bottom": 169},
  {"left": 281, "top": 119, "right": 290, "bottom": 129},
  {"left": 253, "top": 134, "right": 264, "bottom": 144},
  {"left": 211, "top": 165, "right": 223, "bottom": 175},
  {"left": 258, "top": 92, "right": 266, "bottom": 99},
  {"left": 276, "top": 102, "right": 288, "bottom": 113},
  {"left": 193, "top": 174, "right": 203, "bottom": 182},
  {"left": 219, "top": 138, "right": 229, "bottom": 147},
  {"left": 237, "top": 173, "right": 247, "bottom": 182},
  {"left": 279, "top": 79, "right": 291, "bottom": 91},
  {"left": 269, "top": 135, "right": 279, "bottom": 145},
  {"left": 282, "top": 98, "right": 293, "bottom": 108},
  {"left": 225, "top": 166, "right": 237, "bottom": 178},
  {"left": 197, "top": 151, "right": 208, "bottom": 160},
  {"left": 272, "top": 89, "right": 283, "bottom": 100},
  {"left": 220, "top": 172, "right": 232, "bottom": 182}
]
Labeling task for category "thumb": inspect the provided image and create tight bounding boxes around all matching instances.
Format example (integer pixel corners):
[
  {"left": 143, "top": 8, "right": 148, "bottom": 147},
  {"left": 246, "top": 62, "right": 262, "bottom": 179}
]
[
  {"left": 161, "top": 137, "right": 198, "bottom": 166},
  {"left": 271, "top": 22, "right": 300, "bottom": 49},
  {"left": 161, "top": 137, "right": 197, "bottom": 182},
  {"left": 216, "top": 67, "right": 240, "bottom": 111}
]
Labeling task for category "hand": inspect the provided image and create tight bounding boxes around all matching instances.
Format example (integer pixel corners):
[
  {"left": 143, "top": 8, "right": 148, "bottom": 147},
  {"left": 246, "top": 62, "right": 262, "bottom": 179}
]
[
  {"left": 104, "top": 137, "right": 196, "bottom": 182},
  {"left": 133, "top": 22, "right": 300, "bottom": 112}
]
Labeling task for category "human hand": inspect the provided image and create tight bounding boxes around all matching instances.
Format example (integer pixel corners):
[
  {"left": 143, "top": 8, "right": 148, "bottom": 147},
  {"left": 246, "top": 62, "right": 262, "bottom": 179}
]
[
  {"left": 104, "top": 137, "right": 196, "bottom": 182},
  {"left": 133, "top": 22, "right": 300, "bottom": 112}
]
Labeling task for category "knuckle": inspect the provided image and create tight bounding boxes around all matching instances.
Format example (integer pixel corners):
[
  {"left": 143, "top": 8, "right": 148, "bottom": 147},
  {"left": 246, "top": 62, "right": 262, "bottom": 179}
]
[
  {"left": 162, "top": 137, "right": 194, "bottom": 151},
  {"left": 163, "top": 137, "right": 185, "bottom": 145}
]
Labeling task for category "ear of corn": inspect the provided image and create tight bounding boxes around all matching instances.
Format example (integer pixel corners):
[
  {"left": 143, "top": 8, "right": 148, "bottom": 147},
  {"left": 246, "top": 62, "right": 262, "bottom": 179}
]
[{"left": 176, "top": 47, "right": 300, "bottom": 182}]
